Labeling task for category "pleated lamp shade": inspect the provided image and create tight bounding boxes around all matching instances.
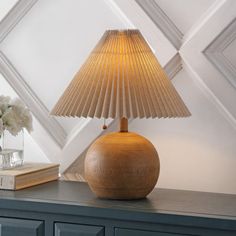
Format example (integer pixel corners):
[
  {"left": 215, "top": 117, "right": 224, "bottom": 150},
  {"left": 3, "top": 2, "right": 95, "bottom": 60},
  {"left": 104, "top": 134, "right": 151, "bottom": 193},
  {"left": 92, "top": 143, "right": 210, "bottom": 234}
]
[{"left": 51, "top": 30, "right": 190, "bottom": 119}]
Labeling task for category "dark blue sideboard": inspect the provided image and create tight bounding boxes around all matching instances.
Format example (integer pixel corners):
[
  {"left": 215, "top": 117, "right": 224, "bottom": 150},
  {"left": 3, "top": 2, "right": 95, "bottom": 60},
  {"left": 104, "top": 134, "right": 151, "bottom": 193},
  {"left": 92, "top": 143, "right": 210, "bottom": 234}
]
[{"left": 0, "top": 181, "right": 235, "bottom": 236}]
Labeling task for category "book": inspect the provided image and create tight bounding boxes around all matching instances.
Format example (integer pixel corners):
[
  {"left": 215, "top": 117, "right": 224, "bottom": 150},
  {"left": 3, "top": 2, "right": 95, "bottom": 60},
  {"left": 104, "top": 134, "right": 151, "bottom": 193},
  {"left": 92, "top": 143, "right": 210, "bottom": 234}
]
[{"left": 0, "top": 162, "right": 59, "bottom": 190}]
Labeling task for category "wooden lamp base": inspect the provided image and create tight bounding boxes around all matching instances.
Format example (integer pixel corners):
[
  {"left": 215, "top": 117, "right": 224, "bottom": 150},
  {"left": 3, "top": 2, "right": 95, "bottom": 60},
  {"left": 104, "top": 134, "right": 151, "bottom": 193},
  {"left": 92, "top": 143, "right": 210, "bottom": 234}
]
[{"left": 84, "top": 118, "right": 160, "bottom": 200}]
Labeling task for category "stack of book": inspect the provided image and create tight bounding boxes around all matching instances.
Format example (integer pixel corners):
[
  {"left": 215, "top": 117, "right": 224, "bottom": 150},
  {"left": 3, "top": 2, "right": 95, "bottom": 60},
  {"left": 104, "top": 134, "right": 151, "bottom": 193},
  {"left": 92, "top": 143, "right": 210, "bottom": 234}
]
[{"left": 0, "top": 163, "right": 59, "bottom": 190}]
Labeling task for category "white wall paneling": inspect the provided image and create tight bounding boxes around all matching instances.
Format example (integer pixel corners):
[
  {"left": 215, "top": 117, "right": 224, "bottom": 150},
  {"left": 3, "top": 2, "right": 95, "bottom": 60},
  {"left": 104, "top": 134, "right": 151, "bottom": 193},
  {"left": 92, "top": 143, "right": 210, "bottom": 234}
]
[
  {"left": 180, "top": 0, "right": 236, "bottom": 126},
  {"left": 0, "top": 51, "right": 66, "bottom": 148},
  {"left": 0, "top": 0, "right": 67, "bottom": 159},
  {"left": 135, "top": 0, "right": 183, "bottom": 49},
  {"left": 0, "top": 0, "right": 38, "bottom": 43},
  {"left": 154, "top": 0, "right": 216, "bottom": 35},
  {"left": 204, "top": 18, "right": 236, "bottom": 89}
]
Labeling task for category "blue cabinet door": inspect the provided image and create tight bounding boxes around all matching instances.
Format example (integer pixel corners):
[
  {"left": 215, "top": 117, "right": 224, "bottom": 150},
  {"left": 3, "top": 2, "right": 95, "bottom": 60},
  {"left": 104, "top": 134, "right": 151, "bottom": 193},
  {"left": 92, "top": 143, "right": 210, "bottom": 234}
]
[
  {"left": 0, "top": 217, "right": 44, "bottom": 236},
  {"left": 115, "top": 228, "right": 191, "bottom": 236},
  {"left": 55, "top": 223, "right": 104, "bottom": 236}
]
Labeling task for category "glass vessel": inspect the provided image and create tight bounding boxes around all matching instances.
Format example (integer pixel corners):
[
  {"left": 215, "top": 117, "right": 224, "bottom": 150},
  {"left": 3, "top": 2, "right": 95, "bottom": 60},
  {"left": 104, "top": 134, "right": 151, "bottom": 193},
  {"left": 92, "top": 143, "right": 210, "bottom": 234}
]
[{"left": 0, "top": 130, "right": 24, "bottom": 169}]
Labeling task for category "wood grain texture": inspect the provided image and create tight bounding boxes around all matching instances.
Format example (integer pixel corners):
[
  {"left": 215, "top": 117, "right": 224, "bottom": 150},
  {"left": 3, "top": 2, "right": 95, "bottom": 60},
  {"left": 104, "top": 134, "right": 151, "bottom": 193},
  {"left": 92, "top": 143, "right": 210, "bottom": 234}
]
[
  {"left": 85, "top": 131, "right": 160, "bottom": 199},
  {"left": 0, "top": 163, "right": 59, "bottom": 190},
  {"left": 120, "top": 117, "right": 128, "bottom": 132}
]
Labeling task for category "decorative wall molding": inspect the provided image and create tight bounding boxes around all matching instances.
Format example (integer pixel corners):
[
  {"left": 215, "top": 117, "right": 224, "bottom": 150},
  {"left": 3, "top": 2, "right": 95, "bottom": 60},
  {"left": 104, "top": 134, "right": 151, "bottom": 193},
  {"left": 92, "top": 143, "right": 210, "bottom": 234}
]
[
  {"left": 0, "top": 0, "right": 68, "bottom": 147},
  {"left": 182, "top": 0, "right": 226, "bottom": 47},
  {"left": 0, "top": 0, "right": 38, "bottom": 43},
  {"left": 183, "top": 59, "right": 236, "bottom": 131},
  {"left": 65, "top": 118, "right": 91, "bottom": 146},
  {"left": 180, "top": 0, "right": 236, "bottom": 130},
  {"left": 135, "top": 0, "right": 183, "bottom": 49},
  {"left": 204, "top": 18, "right": 236, "bottom": 89},
  {"left": 164, "top": 53, "right": 182, "bottom": 79},
  {"left": 0, "top": 51, "right": 66, "bottom": 147}
]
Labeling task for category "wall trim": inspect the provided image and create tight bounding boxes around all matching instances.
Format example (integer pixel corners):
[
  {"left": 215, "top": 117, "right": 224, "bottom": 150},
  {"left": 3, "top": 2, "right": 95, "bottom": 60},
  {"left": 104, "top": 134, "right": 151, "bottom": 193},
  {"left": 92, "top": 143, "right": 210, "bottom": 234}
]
[
  {"left": 164, "top": 53, "right": 182, "bottom": 79},
  {"left": 65, "top": 118, "right": 91, "bottom": 146},
  {"left": 0, "top": 0, "right": 38, "bottom": 43},
  {"left": 204, "top": 18, "right": 236, "bottom": 89},
  {"left": 0, "top": 0, "right": 73, "bottom": 148},
  {"left": 183, "top": 59, "right": 236, "bottom": 131},
  {"left": 104, "top": 0, "right": 134, "bottom": 28},
  {"left": 0, "top": 51, "right": 66, "bottom": 147},
  {"left": 182, "top": 0, "right": 226, "bottom": 47},
  {"left": 135, "top": 0, "right": 183, "bottom": 49},
  {"left": 180, "top": 0, "right": 236, "bottom": 132}
]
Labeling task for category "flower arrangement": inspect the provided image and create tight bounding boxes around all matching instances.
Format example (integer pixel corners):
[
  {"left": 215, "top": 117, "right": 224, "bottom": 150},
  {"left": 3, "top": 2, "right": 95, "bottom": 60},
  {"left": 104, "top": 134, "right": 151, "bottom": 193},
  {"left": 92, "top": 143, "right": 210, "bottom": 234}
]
[{"left": 0, "top": 95, "right": 33, "bottom": 137}]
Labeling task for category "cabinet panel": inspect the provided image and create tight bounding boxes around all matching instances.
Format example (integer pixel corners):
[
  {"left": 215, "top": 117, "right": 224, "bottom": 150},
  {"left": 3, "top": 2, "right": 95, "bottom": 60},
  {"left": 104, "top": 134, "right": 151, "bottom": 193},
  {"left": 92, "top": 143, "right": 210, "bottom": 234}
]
[
  {"left": 0, "top": 217, "right": 44, "bottom": 236},
  {"left": 55, "top": 223, "right": 104, "bottom": 236},
  {"left": 115, "top": 228, "right": 191, "bottom": 236}
]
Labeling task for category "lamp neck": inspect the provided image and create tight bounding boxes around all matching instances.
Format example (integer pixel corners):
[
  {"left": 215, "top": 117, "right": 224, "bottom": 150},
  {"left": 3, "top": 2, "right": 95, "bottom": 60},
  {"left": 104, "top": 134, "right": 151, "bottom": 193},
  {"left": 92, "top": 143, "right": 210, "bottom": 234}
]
[{"left": 120, "top": 117, "right": 128, "bottom": 132}]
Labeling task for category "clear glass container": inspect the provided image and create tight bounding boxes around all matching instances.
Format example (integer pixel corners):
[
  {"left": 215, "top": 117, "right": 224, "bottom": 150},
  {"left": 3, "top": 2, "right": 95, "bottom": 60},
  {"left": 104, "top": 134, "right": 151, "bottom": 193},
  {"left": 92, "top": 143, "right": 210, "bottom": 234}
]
[{"left": 0, "top": 130, "right": 24, "bottom": 169}]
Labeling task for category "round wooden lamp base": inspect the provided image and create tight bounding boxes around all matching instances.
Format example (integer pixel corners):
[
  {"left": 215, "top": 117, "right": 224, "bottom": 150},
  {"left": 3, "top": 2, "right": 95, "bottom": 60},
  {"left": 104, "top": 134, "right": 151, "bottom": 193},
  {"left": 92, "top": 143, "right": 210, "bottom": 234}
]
[{"left": 85, "top": 131, "right": 160, "bottom": 200}]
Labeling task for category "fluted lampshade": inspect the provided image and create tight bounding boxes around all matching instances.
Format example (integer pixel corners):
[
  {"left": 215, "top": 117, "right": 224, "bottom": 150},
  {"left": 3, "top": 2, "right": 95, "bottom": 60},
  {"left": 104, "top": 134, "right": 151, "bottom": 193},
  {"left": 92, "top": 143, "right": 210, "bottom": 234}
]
[{"left": 51, "top": 29, "right": 190, "bottom": 119}]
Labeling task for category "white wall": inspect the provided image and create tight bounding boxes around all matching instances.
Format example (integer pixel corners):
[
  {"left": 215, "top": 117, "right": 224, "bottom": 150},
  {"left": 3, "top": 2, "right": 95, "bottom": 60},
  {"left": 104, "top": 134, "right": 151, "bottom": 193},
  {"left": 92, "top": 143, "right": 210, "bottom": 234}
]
[{"left": 130, "top": 69, "right": 236, "bottom": 194}]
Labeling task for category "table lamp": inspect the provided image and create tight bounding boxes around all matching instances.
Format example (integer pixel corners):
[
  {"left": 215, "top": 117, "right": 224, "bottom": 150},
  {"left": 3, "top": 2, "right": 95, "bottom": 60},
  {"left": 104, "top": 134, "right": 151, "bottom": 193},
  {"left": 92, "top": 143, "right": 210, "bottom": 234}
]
[{"left": 51, "top": 30, "right": 190, "bottom": 200}]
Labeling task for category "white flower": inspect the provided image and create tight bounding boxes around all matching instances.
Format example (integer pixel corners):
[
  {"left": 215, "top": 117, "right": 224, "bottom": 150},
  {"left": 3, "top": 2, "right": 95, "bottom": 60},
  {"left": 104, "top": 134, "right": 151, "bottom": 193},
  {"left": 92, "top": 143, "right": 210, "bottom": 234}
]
[
  {"left": 0, "top": 95, "right": 10, "bottom": 104},
  {"left": 0, "top": 95, "right": 10, "bottom": 114},
  {"left": 22, "top": 109, "right": 33, "bottom": 133},
  {"left": 10, "top": 98, "right": 33, "bottom": 133},
  {"left": 10, "top": 98, "right": 25, "bottom": 110},
  {"left": 0, "top": 96, "right": 33, "bottom": 136},
  {"left": 0, "top": 118, "right": 3, "bottom": 135},
  {"left": 2, "top": 109, "right": 22, "bottom": 136}
]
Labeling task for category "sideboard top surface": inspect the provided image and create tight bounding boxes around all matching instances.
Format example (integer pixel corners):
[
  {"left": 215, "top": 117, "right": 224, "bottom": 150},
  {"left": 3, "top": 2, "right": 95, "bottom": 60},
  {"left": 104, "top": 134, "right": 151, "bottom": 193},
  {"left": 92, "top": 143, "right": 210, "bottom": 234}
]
[{"left": 0, "top": 181, "right": 235, "bottom": 221}]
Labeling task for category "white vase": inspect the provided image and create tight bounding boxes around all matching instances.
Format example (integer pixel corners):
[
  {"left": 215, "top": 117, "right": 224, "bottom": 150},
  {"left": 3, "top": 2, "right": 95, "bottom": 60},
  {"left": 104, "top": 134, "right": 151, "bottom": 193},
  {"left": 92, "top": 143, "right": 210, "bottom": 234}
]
[{"left": 0, "top": 130, "right": 24, "bottom": 169}]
